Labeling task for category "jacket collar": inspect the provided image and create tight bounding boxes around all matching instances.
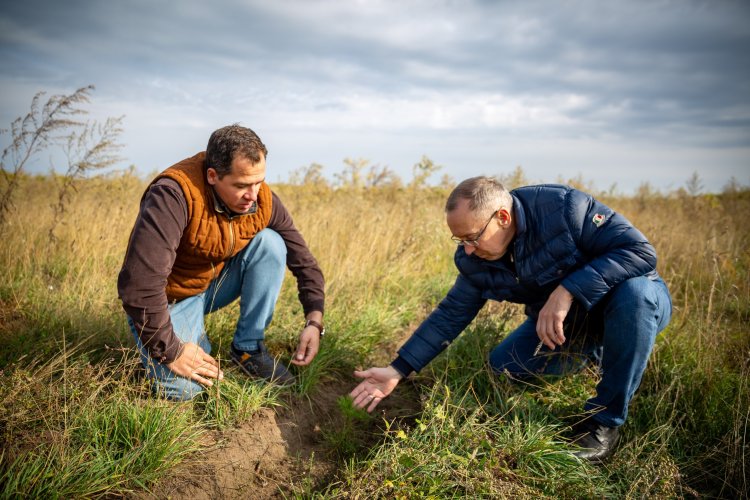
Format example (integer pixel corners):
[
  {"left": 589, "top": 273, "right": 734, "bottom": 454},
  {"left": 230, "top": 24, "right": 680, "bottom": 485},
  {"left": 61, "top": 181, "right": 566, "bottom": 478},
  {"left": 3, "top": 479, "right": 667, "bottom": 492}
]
[{"left": 510, "top": 192, "right": 527, "bottom": 238}]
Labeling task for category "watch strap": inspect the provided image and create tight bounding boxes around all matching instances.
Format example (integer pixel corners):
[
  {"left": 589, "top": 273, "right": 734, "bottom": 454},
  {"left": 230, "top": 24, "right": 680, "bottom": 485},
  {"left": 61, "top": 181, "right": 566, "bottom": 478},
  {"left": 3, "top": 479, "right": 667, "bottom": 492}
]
[{"left": 305, "top": 319, "right": 325, "bottom": 336}]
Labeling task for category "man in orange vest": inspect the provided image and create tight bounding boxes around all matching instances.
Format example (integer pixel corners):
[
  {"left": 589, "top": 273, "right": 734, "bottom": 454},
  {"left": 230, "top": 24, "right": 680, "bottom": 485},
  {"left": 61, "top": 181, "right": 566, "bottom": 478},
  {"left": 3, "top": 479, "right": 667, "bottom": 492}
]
[{"left": 118, "top": 125, "right": 325, "bottom": 400}]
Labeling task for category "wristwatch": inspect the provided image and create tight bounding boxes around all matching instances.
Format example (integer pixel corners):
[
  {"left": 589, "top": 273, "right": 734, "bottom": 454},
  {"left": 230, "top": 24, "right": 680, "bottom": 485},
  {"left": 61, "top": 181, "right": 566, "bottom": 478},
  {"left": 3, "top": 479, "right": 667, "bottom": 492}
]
[{"left": 305, "top": 319, "right": 325, "bottom": 337}]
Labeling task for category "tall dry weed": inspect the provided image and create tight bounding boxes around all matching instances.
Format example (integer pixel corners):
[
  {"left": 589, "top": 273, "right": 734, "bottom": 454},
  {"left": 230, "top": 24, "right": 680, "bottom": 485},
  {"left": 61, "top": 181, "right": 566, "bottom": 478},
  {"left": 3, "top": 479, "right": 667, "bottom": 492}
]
[{"left": 0, "top": 171, "right": 747, "bottom": 497}]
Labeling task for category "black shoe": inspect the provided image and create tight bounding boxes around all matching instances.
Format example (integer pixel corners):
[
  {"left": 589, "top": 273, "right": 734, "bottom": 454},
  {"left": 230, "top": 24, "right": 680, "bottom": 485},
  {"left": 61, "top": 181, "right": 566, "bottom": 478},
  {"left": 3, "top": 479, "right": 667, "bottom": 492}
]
[
  {"left": 568, "top": 419, "right": 620, "bottom": 464},
  {"left": 230, "top": 341, "right": 295, "bottom": 386}
]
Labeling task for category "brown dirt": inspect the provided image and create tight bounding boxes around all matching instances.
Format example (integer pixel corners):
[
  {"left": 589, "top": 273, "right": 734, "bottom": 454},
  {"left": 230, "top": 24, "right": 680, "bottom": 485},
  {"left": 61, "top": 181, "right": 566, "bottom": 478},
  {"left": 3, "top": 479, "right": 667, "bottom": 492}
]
[{"left": 139, "top": 379, "right": 423, "bottom": 499}]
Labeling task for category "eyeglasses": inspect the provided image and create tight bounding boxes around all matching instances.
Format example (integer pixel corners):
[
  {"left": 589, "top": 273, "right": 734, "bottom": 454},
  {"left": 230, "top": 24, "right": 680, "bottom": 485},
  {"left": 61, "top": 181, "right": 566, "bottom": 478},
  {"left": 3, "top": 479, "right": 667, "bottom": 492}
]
[{"left": 451, "top": 210, "right": 498, "bottom": 247}]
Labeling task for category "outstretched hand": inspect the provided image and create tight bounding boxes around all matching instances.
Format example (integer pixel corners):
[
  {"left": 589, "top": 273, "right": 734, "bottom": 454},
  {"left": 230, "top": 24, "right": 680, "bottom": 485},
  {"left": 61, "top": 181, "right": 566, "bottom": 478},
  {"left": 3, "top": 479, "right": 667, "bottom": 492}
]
[
  {"left": 350, "top": 366, "right": 402, "bottom": 413},
  {"left": 167, "top": 342, "right": 224, "bottom": 387}
]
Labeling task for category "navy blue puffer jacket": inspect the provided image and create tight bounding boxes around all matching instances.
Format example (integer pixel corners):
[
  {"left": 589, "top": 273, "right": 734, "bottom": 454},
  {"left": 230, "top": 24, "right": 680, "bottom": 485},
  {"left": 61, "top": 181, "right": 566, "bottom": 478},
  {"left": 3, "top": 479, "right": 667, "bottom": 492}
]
[{"left": 396, "top": 184, "right": 659, "bottom": 373}]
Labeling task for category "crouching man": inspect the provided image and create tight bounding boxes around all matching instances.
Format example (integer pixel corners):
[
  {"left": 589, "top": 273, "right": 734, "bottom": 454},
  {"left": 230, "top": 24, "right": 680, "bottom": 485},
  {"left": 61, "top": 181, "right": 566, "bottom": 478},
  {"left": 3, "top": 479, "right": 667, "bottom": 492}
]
[
  {"left": 119, "top": 125, "right": 325, "bottom": 400},
  {"left": 350, "top": 176, "right": 671, "bottom": 463}
]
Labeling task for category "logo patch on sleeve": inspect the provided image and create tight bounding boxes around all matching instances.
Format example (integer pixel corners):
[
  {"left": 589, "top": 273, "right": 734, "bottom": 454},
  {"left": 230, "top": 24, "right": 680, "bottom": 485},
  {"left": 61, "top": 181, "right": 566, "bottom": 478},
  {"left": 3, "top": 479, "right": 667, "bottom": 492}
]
[{"left": 592, "top": 213, "right": 605, "bottom": 227}]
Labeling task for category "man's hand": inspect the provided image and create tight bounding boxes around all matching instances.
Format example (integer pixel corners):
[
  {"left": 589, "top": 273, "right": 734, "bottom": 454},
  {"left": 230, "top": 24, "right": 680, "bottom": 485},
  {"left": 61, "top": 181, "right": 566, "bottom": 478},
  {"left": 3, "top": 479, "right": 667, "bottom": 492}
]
[
  {"left": 536, "top": 284, "right": 574, "bottom": 350},
  {"left": 167, "top": 342, "right": 224, "bottom": 387},
  {"left": 350, "top": 366, "right": 402, "bottom": 413},
  {"left": 291, "top": 324, "right": 320, "bottom": 366}
]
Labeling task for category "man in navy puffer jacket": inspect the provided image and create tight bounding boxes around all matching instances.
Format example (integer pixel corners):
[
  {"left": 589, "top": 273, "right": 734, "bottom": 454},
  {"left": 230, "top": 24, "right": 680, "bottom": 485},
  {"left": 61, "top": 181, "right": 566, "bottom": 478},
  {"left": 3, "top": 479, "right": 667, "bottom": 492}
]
[{"left": 350, "top": 176, "right": 672, "bottom": 463}]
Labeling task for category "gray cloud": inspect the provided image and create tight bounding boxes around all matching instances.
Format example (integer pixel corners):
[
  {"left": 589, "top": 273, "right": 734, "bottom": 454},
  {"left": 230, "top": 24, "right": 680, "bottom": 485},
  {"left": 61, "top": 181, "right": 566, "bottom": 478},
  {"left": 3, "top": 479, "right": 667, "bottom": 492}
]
[{"left": 1, "top": 0, "right": 748, "bottom": 192}]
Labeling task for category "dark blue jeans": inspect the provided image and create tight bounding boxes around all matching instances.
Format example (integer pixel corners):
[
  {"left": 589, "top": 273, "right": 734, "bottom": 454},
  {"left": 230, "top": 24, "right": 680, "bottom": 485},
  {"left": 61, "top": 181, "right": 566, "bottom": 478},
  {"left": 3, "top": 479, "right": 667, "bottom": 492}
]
[{"left": 489, "top": 276, "right": 672, "bottom": 427}]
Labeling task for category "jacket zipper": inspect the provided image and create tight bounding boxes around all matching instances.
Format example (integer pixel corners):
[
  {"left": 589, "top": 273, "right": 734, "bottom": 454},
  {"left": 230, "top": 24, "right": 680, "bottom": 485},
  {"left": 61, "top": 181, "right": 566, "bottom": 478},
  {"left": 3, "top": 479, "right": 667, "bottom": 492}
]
[{"left": 226, "top": 218, "right": 236, "bottom": 259}]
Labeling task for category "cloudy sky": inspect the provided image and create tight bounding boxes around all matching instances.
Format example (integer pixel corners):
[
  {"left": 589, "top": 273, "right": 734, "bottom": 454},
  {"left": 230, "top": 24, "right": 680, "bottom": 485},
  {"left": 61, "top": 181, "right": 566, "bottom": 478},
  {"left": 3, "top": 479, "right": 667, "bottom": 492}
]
[{"left": 1, "top": 0, "right": 748, "bottom": 193}]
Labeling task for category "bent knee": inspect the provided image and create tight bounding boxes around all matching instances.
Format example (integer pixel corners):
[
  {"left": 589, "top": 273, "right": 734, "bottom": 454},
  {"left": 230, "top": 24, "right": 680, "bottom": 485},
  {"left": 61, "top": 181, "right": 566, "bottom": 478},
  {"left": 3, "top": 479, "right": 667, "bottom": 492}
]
[
  {"left": 610, "top": 277, "right": 656, "bottom": 302},
  {"left": 251, "top": 229, "right": 287, "bottom": 265},
  {"left": 255, "top": 228, "right": 285, "bottom": 250}
]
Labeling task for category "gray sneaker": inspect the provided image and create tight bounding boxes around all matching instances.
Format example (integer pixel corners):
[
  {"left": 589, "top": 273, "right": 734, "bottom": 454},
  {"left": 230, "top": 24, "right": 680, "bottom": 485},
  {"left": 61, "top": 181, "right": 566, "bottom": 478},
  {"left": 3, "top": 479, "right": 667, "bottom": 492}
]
[{"left": 230, "top": 341, "right": 295, "bottom": 386}]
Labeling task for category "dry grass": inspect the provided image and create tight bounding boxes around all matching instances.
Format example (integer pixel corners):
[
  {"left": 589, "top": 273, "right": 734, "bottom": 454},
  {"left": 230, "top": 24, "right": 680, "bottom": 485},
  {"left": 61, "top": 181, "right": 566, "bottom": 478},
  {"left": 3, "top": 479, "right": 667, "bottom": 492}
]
[{"left": 1, "top": 172, "right": 748, "bottom": 498}]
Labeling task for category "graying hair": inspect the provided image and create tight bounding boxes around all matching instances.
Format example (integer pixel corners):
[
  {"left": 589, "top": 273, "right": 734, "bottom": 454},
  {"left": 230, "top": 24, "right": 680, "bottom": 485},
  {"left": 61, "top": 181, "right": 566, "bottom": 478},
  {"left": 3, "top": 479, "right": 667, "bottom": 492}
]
[{"left": 445, "top": 176, "right": 512, "bottom": 219}]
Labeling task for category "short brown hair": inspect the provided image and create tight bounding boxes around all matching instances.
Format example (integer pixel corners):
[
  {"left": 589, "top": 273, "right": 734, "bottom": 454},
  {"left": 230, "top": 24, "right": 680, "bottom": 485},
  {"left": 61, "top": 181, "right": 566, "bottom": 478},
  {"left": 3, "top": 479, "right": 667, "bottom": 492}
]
[{"left": 206, "top": 124, "right": 268, "bottom": 178}]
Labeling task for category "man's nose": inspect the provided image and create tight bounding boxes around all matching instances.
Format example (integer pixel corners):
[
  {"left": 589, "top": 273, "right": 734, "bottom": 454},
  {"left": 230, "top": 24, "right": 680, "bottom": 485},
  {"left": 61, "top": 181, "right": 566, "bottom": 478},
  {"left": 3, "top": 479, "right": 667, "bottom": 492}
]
[
  {"left": 245, "top": 189, "right": 258, "bottom": 201},
  {"left": 464, "top": 244, "right": 476, "bottom": 255}
]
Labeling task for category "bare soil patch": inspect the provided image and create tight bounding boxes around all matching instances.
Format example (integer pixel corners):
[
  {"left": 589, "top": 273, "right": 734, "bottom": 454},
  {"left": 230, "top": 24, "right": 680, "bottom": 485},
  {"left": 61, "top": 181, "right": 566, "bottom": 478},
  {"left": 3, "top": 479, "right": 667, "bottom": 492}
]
[{"left": 140, "top": 379, "right": 423, "bottom": 499}]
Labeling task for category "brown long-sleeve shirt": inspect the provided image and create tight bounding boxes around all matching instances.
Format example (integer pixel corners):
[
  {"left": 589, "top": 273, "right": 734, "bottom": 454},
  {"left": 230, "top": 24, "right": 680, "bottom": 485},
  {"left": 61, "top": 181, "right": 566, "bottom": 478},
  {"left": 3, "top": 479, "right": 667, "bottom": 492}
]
[{"left": 117, "top": 177, "right": 325, "bottom": 364}]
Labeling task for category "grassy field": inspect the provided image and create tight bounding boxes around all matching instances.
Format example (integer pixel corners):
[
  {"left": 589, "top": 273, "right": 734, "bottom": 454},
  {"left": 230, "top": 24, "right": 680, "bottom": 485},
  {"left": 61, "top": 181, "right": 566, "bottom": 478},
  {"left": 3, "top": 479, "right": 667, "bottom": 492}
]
[{"left": 0, "top": 171, "right": 748, "bottom": 498}]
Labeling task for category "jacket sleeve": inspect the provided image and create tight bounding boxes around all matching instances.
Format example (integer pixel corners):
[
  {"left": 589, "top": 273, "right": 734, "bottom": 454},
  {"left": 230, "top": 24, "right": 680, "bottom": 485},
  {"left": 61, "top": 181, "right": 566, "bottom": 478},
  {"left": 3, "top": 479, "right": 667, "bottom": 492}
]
[
  {"left": 117, "top": 179, "right": 187, "bottom": 364},
  {"left": 267, "top": 192, "right": 325, "bottom": 315},
  {"left": 560, "top": 189, "right": 657, "bottom": 310},
  {"left": 396, "top": 273, "right": 486, "bottom": 373}
]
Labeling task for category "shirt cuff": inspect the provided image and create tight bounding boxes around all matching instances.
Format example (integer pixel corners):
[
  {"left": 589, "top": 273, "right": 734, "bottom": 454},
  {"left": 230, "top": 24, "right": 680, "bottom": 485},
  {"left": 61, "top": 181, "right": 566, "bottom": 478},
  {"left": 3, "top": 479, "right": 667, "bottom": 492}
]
[{"left": 390, "top": 356, "right": 415, "bottom": 379}]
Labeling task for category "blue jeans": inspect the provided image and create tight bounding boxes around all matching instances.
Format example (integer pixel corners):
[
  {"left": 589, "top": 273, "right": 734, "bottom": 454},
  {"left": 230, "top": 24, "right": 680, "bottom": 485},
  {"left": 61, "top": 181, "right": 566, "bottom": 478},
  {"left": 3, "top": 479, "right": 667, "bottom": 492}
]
[
  {"left": 489, "top": 276, "right": 672, "bottom": 427},
  {"left": 130, "top": 229, "right": 287, "bottom": 401}
]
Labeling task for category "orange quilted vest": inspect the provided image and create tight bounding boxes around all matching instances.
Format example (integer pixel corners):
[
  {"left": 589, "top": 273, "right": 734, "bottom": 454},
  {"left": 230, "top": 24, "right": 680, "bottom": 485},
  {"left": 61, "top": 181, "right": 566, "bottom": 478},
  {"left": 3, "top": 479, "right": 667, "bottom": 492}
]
[{"left": 154, "top": 152, "right": 272, "bottom": 301}]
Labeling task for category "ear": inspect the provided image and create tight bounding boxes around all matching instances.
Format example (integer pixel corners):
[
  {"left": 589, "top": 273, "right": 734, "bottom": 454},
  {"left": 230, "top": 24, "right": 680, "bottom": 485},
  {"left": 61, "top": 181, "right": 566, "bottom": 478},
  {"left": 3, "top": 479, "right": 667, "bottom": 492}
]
[
  {"left": 496, "top": 208, "right": 512, "bottom": 226},
  {"left": 206, "top": 167, "right": 218, "bottom": 185}
]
